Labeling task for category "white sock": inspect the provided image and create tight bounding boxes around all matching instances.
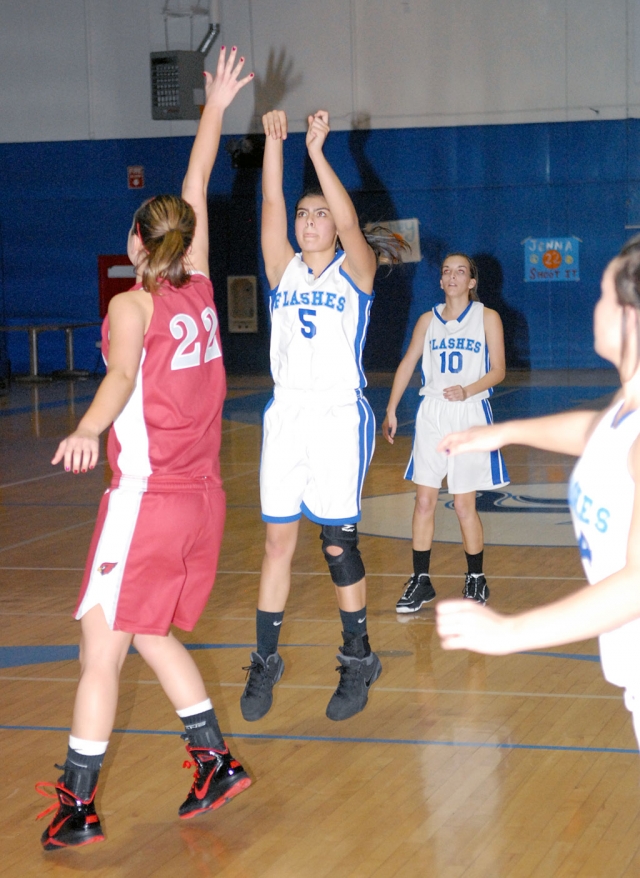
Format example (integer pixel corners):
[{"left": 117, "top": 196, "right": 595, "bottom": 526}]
[
  {"left": 69, "top": 735, "right": 109, "bottom": 756},
  {"left": 176, "top": 698, "right": 213, "bottom": 718}
]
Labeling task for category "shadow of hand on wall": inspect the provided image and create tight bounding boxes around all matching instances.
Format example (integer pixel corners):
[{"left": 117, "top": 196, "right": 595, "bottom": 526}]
[
  {"left": 252, "top": 47, "right": 303, "bottom": 128},
  {"left": 472, "top": 253, "right": 530, "bottom": 369}
]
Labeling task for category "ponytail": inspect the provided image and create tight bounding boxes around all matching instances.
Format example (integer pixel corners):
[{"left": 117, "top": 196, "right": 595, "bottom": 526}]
[
  {"left": 363, "top": 224, "right": 411, "bottom": 268},
  {"left": 132, "top": 195, "right": 196, "bottom": 293}
]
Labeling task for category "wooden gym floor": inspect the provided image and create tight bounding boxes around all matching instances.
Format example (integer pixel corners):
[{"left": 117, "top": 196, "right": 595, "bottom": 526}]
[{"left": 1, "top": 370, "right": 639, "bottom": 878}]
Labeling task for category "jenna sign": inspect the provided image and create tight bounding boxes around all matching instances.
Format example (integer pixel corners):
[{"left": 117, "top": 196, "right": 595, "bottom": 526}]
[{"left": 524, "top": 236, "right": 580, "bottom": 282}]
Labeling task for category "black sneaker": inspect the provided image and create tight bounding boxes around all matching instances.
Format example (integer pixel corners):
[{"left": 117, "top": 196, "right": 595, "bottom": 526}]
[
  {"left": 179, "top": 746, "right": 251, "bottom": 819},
  {"left": 395, "top": 573, "right": 436, "bottom": 614},
  {"left": 463, "top": 573, "right": 489, "bottom": 605},
  {"left": 326, "top": 632, "right": 382, "bottom": 721},
  {"left": 240, "top": 651, "right": 285, "bottom": 721},
  {"left": 37, "top": 780, "right": 104, "bottom": 850}
]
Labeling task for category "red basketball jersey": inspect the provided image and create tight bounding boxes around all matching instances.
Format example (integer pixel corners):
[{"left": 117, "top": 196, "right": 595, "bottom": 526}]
[{"left": 102, "top": 272, "right": 226, "bottom": 486}]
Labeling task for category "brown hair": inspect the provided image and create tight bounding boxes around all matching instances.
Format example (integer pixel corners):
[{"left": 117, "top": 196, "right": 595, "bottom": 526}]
[
  {"left": 132, "top": 195, "right": 195, "bottom": 293},
  {"left": 613, "top": 235, "right": 640, "bottom": 380},
  {"left": 441, "top": 252, "right": 479, "bottom": 301},
  {"left": 294, "top": 187, "right": 410, "bottom": 268}
]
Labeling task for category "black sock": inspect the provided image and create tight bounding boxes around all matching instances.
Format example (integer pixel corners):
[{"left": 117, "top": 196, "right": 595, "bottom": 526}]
[
  {"left": 62, "top": 747, "right": 103, "bottom": 800},
  {"left": 465, "top": 550, "right": 484, "bottom": 575},
  {"left": 256, "top": 609, "right": 284, "bottom": 660},
  {"left": 181, "top": 707, "right": 224, "bottom": 751},
  {"left": 339, "top": 607, "right": 367, "bottom": 639},
  {"left": 413, "top": 549, "right": 431, "bottom": 576},
  {"left": 64, "top": 746, "right": 104, "bottom": 773}
]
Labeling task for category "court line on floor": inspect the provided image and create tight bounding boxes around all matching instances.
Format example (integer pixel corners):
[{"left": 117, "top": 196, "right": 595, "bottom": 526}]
[
  {"left": 0, "top": 520, "right": 96, "bottom": 554},
  {"left": 0, "top": 470, "right": 71, "bottom": 490},
  {"left": 0, "top": 723, "right": 633, "bottom": 754},
  {"left": 0, "top": 676, "right": 612, "bottom": 699},
  {"left": 0, "top": 567, "right": 585, "bottom": 580},
  {"left": 0, "top": 394, "right": 95, "bottom": 419}
]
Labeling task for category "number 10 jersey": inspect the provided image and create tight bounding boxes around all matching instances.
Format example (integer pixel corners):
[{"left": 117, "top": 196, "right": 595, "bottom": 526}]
[
  {"left": 269, "top": 251, "right": 373, "bottom": 397},
  {"left": 420, "top": 300, "right": 491, "bottom": 401}
]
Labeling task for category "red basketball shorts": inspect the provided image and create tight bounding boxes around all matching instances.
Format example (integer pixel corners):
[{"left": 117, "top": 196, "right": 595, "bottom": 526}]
[{"left": 75, "top": 478, "right": 225, "bottom": 635}]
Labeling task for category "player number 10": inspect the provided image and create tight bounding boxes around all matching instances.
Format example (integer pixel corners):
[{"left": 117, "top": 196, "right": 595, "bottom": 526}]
[{"left": 440, "top": 350, "right": 463, "bottom": 374}]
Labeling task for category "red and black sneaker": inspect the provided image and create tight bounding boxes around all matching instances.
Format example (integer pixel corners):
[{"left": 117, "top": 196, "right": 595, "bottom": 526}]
[
  {"left": 179, "top": 745, "right": 251, "bottom": 819},
  {"left": 36, "top": 780, "right": 104, "bottom": 850}
]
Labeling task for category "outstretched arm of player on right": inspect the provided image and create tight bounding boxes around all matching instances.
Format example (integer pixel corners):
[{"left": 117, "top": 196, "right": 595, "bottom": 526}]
[
  {"left": 438, "top": 408, "right": 603, "bottom": 459},
  {"left": 438, "top": 439, "right": 640, "bottom": 654}
]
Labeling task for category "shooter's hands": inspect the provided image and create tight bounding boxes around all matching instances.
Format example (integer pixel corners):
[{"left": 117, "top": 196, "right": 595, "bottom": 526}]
[{"left": 262, "top": 109, "right": 288, "bottom": 140}]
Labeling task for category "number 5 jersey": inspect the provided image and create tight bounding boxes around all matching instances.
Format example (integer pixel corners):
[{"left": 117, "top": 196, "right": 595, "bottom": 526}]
[{"left": 268, "top": 250, "right": 372, "bottom": 396}]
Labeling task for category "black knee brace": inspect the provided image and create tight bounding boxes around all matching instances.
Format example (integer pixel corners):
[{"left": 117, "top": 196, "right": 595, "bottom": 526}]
[{"left": 320, "top": 524, "right": 366, "bottom": 587}]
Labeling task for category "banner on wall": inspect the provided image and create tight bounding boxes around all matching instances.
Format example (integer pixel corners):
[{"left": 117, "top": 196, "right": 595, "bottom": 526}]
[
  {"left": 369, "top": 218, "right": 421, "bottom": 262},
  {"left": 523, "top": 236, "right": 580, "bottom": 282}
]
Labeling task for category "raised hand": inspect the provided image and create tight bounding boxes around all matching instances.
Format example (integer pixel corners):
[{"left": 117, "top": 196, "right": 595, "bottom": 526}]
[
  {"left": 205, "top": 46, "right": 254, "bottom": 110},
  {"left": 262, "top": 109, "right": 288, "bottom": 141},
  {"left": 306, "top": 110, "right": 330, "bottom": 155}
]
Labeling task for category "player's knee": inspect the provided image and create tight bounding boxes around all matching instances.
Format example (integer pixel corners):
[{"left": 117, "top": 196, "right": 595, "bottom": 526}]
[
  {"left": 415, "top": 493, "right": 437, "bottom": 516},
  {"left": 264, "top": 530, "right": 296, "bottom": 562},
  {"left": 320, "top": 524, "right": 365, "bottom": 587},
  {"left": 453, "top": 494, "right": 476, "bottom": 521}
]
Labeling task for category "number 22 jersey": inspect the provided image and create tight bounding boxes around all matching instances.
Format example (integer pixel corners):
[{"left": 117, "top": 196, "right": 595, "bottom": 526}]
[{"left": 102, "top": 272, "right": 226, "bottom": 486}]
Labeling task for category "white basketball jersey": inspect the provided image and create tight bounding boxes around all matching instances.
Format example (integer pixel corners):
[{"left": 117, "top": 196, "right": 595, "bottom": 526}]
[
  {"left": 420, "top": 300, "right": 491, "bottom": 401},
  {"left": 569, "top": 402, "right": 640, "bottom": 690},
  {"left": 269, "top": 251, "right": 373, "bottom": 395}
]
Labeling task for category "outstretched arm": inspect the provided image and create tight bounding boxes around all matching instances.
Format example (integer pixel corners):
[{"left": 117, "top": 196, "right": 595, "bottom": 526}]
[
  {"left": 51, "top": 293, "right": 147, "bottom": 473},
  {"left": 261, "top": 110, "right": 295, "bottom": 289},
  {"left": 182, "top": 46, "right": 253, "bottom": 277},
  {"left": 437, "top": 407, "right": 604, "bottom": 460},
  {"left": 382, "top": 312, "right": 432, "bottom": 443},
  {"left": 437, "top": 434, "right": 640, "bottom": 653},
  {"left": 305, "top": 111, "right": 377, "bottom": 293}
]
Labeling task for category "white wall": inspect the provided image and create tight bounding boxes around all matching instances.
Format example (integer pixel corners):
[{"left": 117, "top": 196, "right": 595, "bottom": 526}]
[{"left": 0, "top": 0, "right": 638, "bottom": 143}]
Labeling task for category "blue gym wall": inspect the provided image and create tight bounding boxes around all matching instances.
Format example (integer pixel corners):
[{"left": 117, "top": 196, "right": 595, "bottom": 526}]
[{"left": 0, "top": 118, "right": 632, "bottom": 376}]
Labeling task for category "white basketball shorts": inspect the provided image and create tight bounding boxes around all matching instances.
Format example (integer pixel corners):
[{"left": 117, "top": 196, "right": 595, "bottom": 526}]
[
  {"left": 405, "top": 395, "right": 509, "bottom": 494},
  {"left": 260, "top": 389, "right": 375, "bottom": 525}
]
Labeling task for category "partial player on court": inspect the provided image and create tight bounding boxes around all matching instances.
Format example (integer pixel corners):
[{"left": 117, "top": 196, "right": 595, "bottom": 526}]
[
  {"left": 383, "top": 253, "right": 509, "bottom": 613},
  {"left": 437, "top": 236, "right": 640, "bottom": 750}
]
